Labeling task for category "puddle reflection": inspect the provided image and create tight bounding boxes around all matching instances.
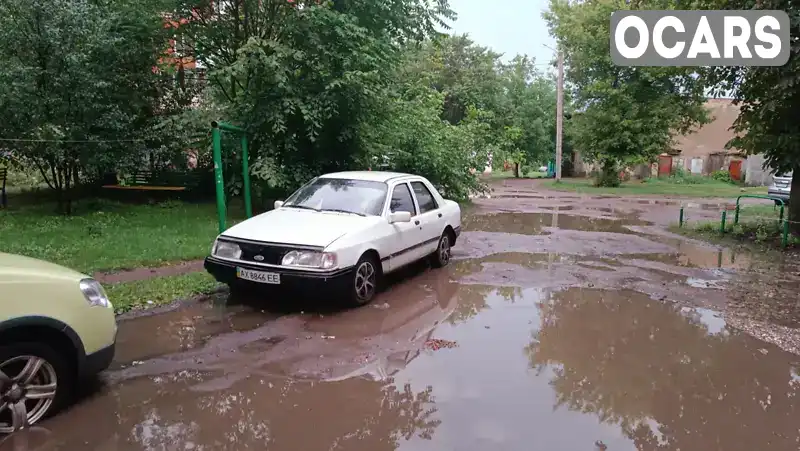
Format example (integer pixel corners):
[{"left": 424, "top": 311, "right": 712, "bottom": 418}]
[{"left": 24, "top": 284, "right": 800, "bottom": 451}]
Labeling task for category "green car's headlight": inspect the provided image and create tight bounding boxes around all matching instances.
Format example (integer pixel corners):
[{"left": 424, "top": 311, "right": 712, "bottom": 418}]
[{"left": 79, "top": 278, "right": 112, "bottom": 309}]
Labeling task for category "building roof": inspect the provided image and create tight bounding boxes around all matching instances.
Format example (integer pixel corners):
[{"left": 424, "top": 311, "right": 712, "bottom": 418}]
[{"left": 320, "top": 171, "right": 416, "bottom": 182}]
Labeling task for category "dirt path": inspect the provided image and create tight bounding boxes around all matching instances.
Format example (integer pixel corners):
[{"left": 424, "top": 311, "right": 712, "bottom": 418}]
[
  {"left": 93, "top": 259, "right": 206, "bottom": 284},
  {"left": 16, "top": 177, "right": 800, "bottom": 451}
]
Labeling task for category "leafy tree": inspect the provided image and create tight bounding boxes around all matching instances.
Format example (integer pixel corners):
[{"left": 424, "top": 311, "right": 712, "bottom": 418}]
[
  {"left": 702, "top": 0, "right": 800, "bottom": 232},
  {"left": 171, "top": 0, "right": 456, "bottom": 194},
  {"left": 359, "top": 63, "right": 492, "bottom": 200},
  {"left": 496, "top": 56, "right": 558, "bottom": 177},
  {"left": 544, "top": 0, "right": 710, "bottom": 186},
  {"left": 0, "top": 0, "right": 168, "bottom": 213}
]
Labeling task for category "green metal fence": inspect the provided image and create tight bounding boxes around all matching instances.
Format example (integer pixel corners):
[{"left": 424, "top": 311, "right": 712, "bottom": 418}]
[
  {"left": 211, "top": 121, "right": 253, "bottom": 234},
  {"left": 677, "top": 195, "right": 790, "bottom": 248}
]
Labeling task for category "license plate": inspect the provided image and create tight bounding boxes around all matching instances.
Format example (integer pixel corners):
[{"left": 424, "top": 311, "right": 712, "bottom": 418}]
[{"left": 236, "top": 267, "right": 281, "bottom": 284}]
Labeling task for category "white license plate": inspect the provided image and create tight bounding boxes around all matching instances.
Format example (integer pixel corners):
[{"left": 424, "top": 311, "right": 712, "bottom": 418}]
[{"left": 236, "top": 267, "right": 281, "bottom": 284}]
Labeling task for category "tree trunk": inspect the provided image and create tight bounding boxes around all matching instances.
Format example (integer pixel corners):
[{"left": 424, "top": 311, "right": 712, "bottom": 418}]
[
  {"left": 789, "top": 165, "right": 800, "bottom": 235},
  {"left": 514, "top": 162, "right": 520, "bottom": 178},
  {"left": 63, "top": 164, "right": 73, "bottom": 216}
]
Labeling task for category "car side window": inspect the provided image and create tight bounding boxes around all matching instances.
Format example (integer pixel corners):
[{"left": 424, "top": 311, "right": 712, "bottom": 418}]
[
  {"left": 390, "top": 183, "right": 416, "bottom": 215},
  {"left": 411, "top": 181, "right": 438, "bottom": 214}
]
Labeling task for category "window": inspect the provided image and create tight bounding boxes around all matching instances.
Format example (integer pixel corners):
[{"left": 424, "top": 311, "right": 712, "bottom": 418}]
[
  {"left": 283, "top": 178, "right": 388, "bottom": 216},
  {"left": 390, "top": 184, "right": 416, "bottom": 215},
  {"left": 411, "top": 182, "right": 437, "bottom": 214}
]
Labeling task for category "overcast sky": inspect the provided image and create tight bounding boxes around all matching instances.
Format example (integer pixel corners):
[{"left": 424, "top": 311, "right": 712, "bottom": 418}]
[{"left": 447, "top": 0, "right": 556, "bottom": 69}]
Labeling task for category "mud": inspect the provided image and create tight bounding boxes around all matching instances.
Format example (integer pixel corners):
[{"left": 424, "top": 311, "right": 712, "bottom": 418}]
[
  {"left": 13, "top": 179, "right": 800, "bottom": 451},
  {"left": 94, "top": 259, "right": 206, "bottom": 284}
]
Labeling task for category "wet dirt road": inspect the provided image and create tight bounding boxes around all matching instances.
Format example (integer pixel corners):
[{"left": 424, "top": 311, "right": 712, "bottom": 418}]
[{"left": 7, "top": 179, "right": 800, "bottom": 451}]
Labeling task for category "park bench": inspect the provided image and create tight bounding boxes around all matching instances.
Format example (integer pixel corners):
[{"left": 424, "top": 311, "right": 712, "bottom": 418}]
[
  {"left": 0, "top": 167, "right": 7, "bottom": 208},
  {"left": 101, "top": 170, "right": 203, "bottom": 192}
]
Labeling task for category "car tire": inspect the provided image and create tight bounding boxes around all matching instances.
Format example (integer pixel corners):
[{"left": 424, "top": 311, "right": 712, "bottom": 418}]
[
  {"left": 430, "top": 230, "right": 453, "bottom": 268},
  {"left": 347, "top": 254, "right": 381, "bottom": 306},
  {"left": 0, "top": 342, "right": 74, "bottom": 434}
]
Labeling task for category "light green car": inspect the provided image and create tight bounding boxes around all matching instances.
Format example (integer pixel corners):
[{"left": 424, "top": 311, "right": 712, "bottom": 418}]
[{"left": 0, "top": 252, "right": 117, "bottom": 433}]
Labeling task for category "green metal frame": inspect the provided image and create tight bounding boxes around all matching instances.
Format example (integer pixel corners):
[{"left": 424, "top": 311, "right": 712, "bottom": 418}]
[
  {"left": 211, "top": 121, "right": 253, "bottom": 234},
  {"left": 678, "top": 194, "right": 790, "bottom": 248},
  {"left": 733, "top": 194, "right": 788, "bottom": 248}
]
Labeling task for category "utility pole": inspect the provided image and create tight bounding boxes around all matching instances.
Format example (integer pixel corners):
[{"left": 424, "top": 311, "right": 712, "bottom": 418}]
[{"left": 555, "top": 48, "right": 564, "bottom": 182}]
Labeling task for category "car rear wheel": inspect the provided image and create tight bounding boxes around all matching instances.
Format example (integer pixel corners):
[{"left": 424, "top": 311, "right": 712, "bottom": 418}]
[
  {"left": 430, "top": 231, "right": 452, "bottom": 268},
  {"left": 0, "top": 342, "right": 73, "bottom": 434},
  {"left": 347, "top": 254, "right": 380, "bottom": 306}
]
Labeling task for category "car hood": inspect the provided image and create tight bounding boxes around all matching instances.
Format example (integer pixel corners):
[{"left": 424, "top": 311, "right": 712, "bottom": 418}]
[
  {"left": 220, "top": 208, "right": 378, "bottom": 248},
  {"left": 0, "top": 252, "right": 87, "bottom": 282}
]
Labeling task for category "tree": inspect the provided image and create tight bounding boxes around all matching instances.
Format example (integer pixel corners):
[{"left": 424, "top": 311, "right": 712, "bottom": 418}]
[
  {"left": 0, "top": 0, "right": 167, "bottom": 213},
  {"left": 703, "top": 0, "right": 800, "bottom": 233},
  {"left": 171, "top": 0, "right": 456, "bottom": 194},
  {"left": 544, "top": 0, "right": 710, "bottom": 186},
  {"left": 496, "top": 56, "right": 558, "bottom": 177},
  {"left": 359, "top": 58, "right": 493, "bottom": 200}
]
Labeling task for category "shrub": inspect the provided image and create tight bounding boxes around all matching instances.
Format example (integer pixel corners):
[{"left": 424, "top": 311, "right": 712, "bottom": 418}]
[
  {"left": 711, "top": 170, "right": 734, "bottom": 184},
  {"left": 593, "top": 160, "right": 621, "bottom": 187},
  {"left": 667, "top": 167, "right": 708, "bottom": 185}
]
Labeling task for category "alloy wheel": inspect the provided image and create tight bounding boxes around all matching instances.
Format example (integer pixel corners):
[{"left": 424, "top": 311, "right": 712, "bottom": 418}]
[
  {"left": 354, "top": 261, "right": 377, "bottom": 301},
  {"left": 438, "top": 235, "right": 451, "bottom": 265},
  {"left": 0, "top": 356, "right": 58, "bottom": 434}
]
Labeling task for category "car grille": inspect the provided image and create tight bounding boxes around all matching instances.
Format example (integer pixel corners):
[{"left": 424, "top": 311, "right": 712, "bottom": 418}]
[
  {"left": 776, "top": 181, "right": 790, "bottom": 188},
  {"left": 228, "top": 240, "right": 298, "bottom": 265}
]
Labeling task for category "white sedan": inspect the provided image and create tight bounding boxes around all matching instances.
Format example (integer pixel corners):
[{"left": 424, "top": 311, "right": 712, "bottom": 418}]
[{"left": 204, "top": 171, "right": 462, "bottom": 305}]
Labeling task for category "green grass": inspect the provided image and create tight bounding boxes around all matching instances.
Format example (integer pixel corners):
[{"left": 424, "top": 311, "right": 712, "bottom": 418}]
[
  {"left": 0, "top": 199, "right": 247, "bottom": 273},
  {"left": 544, "top": 177, "right": 767, "bottom": 197},
  {"left": 106, "top": 272, "right": 222, "bottom": 314},
  {"left": 672, "top": 202, "right": 798, "bottom": 250},
  {"left": 483, "top": 170, "right": 548, "bottom": 180}
]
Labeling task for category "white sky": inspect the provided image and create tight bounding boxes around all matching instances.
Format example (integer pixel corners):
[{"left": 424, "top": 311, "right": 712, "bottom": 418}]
[{"left": 447, "top": 0, "right": 557, "bottom": 68}]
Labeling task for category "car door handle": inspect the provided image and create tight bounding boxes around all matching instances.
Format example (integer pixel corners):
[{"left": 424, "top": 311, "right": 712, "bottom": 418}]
[{"left": 415, "top": 220, "right": 420, "bottom": 225}]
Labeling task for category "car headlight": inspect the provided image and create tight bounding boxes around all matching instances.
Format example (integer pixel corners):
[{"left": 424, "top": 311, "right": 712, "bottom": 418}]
[
  {"left": 213, "top": 239, "right": 242, "bottom": 259},
  {"left": 79, "top": 278, "right": 112, "bottom": 309},
  {"left": 281, "top": 250, "right": 337, "bottom": 269}
]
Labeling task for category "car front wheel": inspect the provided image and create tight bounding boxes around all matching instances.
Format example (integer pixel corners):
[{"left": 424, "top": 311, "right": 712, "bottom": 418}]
[
  {"left": 0, "top": 342, "right": 72, "bottom": 434},
  {"left": 347, "top": 255, "right": 380, "bottom": 306}
]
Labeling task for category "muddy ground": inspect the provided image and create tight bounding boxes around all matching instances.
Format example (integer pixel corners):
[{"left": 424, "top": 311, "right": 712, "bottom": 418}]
[{"left": 6, "top": 179, "right": 800, "bottom": 451}]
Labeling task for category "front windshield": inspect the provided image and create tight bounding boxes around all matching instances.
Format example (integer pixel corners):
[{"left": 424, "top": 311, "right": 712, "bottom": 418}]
[{"left": 283, "top": 178, "right": 388, "bottom": 216}]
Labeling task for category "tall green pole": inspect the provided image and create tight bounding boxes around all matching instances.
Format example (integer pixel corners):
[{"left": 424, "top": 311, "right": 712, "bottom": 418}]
[
  {"left": 211, "top": 125, "right": 226, "bottom": 234},
  {"left": 240, "top": 134, "right": 252, "bottom": 219}
]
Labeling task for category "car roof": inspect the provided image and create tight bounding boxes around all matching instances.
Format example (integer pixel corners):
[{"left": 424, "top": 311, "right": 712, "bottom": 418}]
[{"left": 319, "top": 171, "right": 419, "bottom": 183}]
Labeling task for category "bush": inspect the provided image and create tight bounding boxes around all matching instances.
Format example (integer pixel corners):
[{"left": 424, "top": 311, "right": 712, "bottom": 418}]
[
  {"left": 711, "top": 170, "right": 734, "bottom": 184},
  {"left": 593, "top": 160, "right": 621, "bottom": 187},
  {"left": 728, "top": 218, "right": 782, "bottom": 243},
  {"left": 667, "top": 167, "right": 708, "bottom": 185}
]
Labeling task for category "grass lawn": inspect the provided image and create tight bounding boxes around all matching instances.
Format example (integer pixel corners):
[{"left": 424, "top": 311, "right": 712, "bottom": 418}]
[
  {"left": 0, "top": 199, "right": 248, "bottom": 273},
  {"left": 672, "top": 201, "right": 799, "bottom": 250},
  {"left": 483, "top": 170, "right": 548, "bottom": 180},
  {"left": 544, "top": 177, "right": 767, "bottom": 197},
  {"left": 107, "top": 272, "right": 222, "bottom": 314}
]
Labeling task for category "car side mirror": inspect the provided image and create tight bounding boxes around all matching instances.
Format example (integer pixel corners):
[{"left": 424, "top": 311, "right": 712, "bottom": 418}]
[
  {"left": 274, "top": 200, "right": 284, "bottom": 209},
  {"left": 388, "top": 211, "right": 412, "bottom": 224}
]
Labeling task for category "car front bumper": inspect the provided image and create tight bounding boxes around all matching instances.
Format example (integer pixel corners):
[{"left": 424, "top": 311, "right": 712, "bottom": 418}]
[
  {"left": 204, "top": 256, "right": 355, "bottom": 294},
  {"left": 83, "top": 342, "right": 115, "bottom": 376},
  {"left": 768, "top": 190, "right": 790, "bottom": 201}
]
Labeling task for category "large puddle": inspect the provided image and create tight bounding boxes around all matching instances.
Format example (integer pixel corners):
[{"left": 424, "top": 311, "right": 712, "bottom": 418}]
[
  {"left": 462, "top": 212, "right": 651, "bottom": 235},
  {"left": 20, "top": 279, "right": 800, "bottom": 451},
  {"left": 10, "top": 188, "right": 800, "bottom": 451}
]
